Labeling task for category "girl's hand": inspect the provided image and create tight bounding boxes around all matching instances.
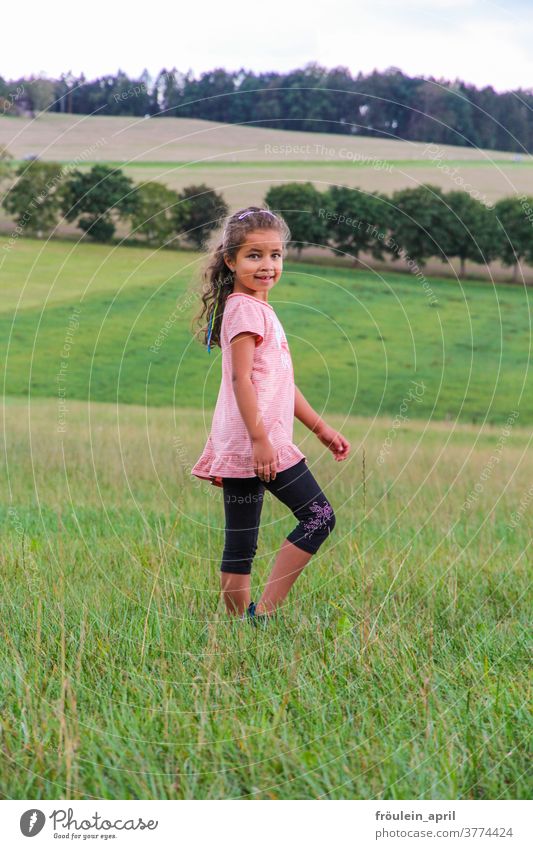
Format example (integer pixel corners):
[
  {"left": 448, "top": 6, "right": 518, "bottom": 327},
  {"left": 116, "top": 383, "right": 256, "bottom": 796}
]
[
  {"left": 252, "top": 436, "right": 278, "bottom": 482},
  {"left": 316, "top": 424, "right": 351, "bottom": 461}
]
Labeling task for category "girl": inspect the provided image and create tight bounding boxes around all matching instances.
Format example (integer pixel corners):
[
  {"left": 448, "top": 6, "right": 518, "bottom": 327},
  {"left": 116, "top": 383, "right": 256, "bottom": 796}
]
[{"left": 191, "top": 206, "right": 351, "bottom": 624}]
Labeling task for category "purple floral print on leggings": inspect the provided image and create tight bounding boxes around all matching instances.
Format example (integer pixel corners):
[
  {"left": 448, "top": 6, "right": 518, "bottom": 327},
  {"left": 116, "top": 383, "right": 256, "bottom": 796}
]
[{"left": 302, "top": 500, "right": 334, "bottom": 539}]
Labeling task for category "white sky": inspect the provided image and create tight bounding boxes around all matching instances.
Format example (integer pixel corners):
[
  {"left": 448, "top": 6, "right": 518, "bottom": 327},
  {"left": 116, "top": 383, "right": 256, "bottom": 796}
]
[{"left": 5, "top": 0, "right": 533, "bottom": 93}]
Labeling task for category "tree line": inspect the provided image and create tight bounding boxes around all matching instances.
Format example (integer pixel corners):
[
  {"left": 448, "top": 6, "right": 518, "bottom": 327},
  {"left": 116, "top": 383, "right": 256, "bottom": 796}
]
[
  {"left": 1, "top": 160, "right": 532, "bottom": 281},
  {"left": 1, "top": 64, "right": 533, "bottom": 154}
]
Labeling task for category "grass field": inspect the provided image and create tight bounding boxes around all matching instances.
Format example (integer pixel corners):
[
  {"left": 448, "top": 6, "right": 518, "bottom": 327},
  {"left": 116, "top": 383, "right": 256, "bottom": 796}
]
[
  {"left": 1, "top": 237, "right": 531, "bottom": 424},
  {"left": 1, "top": 396, "right": 531, "bottom": 799},
  {"left": 3, "top": 114, "right": 533, "bottom": 285},
  {"left": 2, "top": 113, "right": 533, "bottom": 212},
  {"left": 0, "top": 228, "right": 531, "bottom": 799},
  {"left": 2, "top": 113, "right": 529, "bottom": 163}
]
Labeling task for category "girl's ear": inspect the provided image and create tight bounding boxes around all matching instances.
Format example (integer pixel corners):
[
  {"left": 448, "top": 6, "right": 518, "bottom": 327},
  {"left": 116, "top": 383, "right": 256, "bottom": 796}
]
[{"left": 223, "top": 253, "right": 235, "bottom": 273}]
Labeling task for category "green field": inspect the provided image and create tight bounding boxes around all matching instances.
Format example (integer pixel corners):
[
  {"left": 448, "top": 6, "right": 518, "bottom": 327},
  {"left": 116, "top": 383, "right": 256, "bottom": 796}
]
[
  {"left": 0, "top": 234, "right": 531, "bottom": 799},
  {"left": 1, "top": 236, "right": 531, "bottom": 424},
  {"left": 3, "top": 113, "right": 533, "bottom": 287},
  {"left": 11, "top": 158, "right": 533, "bottom": 169},
  {"left": 2, "top": 113, "right": 533, "bottom": 213},
  {"left": 1, "top": 396, "right": 531, "bottom": 799}
]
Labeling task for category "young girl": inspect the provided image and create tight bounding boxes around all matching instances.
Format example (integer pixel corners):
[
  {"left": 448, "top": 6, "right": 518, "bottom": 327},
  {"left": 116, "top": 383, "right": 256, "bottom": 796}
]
[{"left": 191, "top": 206, "right": 351, "bottom": 624}]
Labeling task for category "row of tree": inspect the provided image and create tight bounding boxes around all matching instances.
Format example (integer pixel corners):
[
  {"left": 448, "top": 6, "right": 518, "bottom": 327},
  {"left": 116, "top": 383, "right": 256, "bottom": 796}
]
[
  {"left": 1, "top": 64, "right": 532, "bottom": 153},
  {"left": 0, "top": 159, "right": 227, "bottom": 247},
  {"left": 1, "top": 159, "right": 532, "bottom": 280},
  {"left": 264, "top": 183, "right": 533, "bottom": 281}
]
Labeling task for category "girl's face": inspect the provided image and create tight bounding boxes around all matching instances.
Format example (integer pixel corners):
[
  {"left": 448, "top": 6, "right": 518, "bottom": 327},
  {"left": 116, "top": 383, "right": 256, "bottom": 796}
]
[{"left": 224, "top": 229, "right": 283, "bottom": 296}]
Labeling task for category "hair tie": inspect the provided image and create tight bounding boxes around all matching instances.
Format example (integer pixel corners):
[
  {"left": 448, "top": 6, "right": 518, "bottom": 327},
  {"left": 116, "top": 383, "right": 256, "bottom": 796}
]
[{"left": 237, "top": 209, "right": 276, "bottom": 220}]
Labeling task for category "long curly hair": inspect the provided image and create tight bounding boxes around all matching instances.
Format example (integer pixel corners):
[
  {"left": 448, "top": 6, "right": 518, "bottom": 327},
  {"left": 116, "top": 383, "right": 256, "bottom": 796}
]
[{"left": 191, "top": 205, "right": 291, "bottom": 351}]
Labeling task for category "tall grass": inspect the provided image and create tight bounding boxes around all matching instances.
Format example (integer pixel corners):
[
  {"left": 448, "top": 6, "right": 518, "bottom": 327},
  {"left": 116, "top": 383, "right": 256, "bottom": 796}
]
[{"left": 1, "top": 398, "right": 530, "bottom": 799}]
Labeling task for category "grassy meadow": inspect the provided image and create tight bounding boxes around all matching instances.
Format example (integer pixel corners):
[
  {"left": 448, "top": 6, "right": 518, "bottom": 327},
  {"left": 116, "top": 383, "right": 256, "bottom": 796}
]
[
  {"left": 2, "top": 113, "right": 533, "bottom": 216},
  {"left": 1, "top": 396, "right": 531, "bottom": 799},
  {"left": 3, "top": 114, "right": 533, "bottom": 284},
  {"left": 1, "top": 236, "right": 531, "bottom": 424},
  {"left": 0, "top": 230, "right": 531, "bottom": 799}
]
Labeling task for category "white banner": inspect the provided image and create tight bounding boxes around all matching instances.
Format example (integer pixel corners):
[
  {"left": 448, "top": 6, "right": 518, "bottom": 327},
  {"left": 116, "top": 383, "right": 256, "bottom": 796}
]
[{"left": 2, "top": 799, "right": 531, "bottom": 847}]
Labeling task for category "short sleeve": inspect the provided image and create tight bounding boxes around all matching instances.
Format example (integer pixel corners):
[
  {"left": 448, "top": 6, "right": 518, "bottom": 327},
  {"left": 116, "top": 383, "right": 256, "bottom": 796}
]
[{"left": 223, "top": 298, "right": 265, "bottom": 348}]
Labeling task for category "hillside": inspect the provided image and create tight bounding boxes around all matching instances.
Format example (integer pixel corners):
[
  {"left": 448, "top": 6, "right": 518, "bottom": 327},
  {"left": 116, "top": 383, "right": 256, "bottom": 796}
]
[{"left": 1, "top": 236, "right": 531, "bottom": 424}]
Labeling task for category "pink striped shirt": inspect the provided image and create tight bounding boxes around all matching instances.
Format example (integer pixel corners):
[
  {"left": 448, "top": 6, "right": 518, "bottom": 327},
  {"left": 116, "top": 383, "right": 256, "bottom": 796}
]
[{"left": 191, "top": 291, "right": 306, "bottom": 487}]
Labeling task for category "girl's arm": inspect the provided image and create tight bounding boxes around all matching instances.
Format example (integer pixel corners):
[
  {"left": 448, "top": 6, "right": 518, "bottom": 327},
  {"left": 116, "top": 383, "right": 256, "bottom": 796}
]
[
  {"left": 230, "top": 332, "right": 268, "bottom": 442},
  {"left": 230, "top": 332, "right": 278, "bottom": 480}
]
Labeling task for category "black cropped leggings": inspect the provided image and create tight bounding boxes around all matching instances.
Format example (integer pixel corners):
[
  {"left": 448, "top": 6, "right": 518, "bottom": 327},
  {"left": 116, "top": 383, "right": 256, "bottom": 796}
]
[{"left": 220, "top": 458, "right": 336, "bottom": 575}]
